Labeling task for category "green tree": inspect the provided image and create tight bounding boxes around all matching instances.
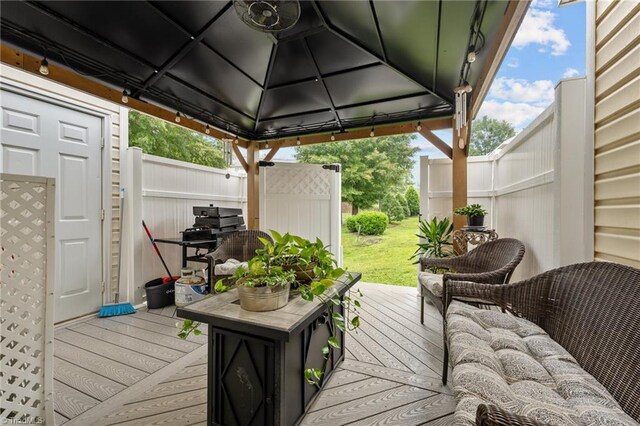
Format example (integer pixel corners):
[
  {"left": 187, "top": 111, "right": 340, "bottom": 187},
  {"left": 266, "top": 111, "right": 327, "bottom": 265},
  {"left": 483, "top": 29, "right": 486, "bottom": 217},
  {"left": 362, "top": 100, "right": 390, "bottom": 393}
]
[
  {"left": 295, "top": 136, "right": 417, "bottom": 214},
  {"left": 405, "top": 186, "right": 420, "bottom": 216},
  {"left": 395, "top": 193, "right": 410, "bottom": 217},
  {"left": 469, "top": 116, "right": 516, "bottom": 156},
  {"left": 380, "top": 193, "right": 406, "bottom": 223},
  {"left": 128, "top": 111, "right": 226, "bottom": 168}
]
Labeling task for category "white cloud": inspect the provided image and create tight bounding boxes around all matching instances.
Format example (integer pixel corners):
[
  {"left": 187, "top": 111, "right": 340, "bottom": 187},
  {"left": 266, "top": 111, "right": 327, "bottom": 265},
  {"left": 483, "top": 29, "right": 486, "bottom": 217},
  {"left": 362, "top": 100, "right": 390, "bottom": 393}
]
[
  {"left": 489, "top": 77, "right": 555, "bottom": 105},
  {"left": 562, "top": 67, "right": 580, "bottom": 78},
  {"left": 531, "top": 0, "right": 554, "bottom": 9},
  {"left": 507, "top": 58, "right": 519, "bottom": 68},
  {"left": 513, "top": 9, "right": 570, "bottom": 55},
  {"left": 477, "top": 100, "right": 546, "bottom": 130}
]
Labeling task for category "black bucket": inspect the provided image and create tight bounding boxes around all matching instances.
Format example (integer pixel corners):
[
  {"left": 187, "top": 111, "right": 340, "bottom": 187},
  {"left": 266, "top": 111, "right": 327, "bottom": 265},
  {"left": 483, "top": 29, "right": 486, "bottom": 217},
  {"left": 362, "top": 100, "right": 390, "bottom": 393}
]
[{"left": 145, "top": 278, "right": 175, "bottom": 309}]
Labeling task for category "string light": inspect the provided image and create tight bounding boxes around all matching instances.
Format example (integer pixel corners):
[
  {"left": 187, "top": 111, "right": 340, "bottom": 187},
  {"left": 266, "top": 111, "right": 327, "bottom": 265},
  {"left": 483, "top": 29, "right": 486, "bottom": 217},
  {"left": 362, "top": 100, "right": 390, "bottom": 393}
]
[
  {"left": 205, "top": 124, "right": 210, "bottom": 134},
  {"left": 330, "top": 132, "right": 335, "bottom": 141},
  {"left": 175, "top": 111, "right": 181, "bottom": 123},
  {"left": 121, "top": 89, "right": 129, "bottom": 104},
  {"left": 370, "top": 127, "right": 375, "bottom": 137},
  {"left": 234, "top": 136, "right": 239, "bottom": 144},
  {"left": 265, "top": 143, "right": 269, "bottom": 148},
  {"left": 296, "top": 137, "right": 301, "bottom": 145},
  {"left": 467, "top": 51, "right": 476, "bottom": 63},
  {"left": 416, "top": 121, "right": 422, "bottom": 131},
  {"left": 39, "top": 57, "right": 49, "bottom": 76}
]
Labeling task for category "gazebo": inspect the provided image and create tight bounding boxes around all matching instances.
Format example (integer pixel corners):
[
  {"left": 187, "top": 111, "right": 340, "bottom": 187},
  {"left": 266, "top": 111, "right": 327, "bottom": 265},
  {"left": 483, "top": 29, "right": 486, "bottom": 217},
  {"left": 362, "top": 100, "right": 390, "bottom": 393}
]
[{"left": 0, "top": 0, "right": 528, "bottom": 231}]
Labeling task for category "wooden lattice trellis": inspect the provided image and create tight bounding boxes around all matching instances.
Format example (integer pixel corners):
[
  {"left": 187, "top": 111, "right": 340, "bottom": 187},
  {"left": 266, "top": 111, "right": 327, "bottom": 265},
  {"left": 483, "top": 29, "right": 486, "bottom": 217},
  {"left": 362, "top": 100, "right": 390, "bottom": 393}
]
[{"left": 1, "top": 174, "right": 55, "bottom": 424}]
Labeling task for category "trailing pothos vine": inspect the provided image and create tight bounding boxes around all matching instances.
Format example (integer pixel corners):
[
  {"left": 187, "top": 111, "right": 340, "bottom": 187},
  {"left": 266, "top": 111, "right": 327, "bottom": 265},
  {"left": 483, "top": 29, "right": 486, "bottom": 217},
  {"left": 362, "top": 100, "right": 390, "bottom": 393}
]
[{"left": 177, "top": 231, "right": 363, "bottom": 385}]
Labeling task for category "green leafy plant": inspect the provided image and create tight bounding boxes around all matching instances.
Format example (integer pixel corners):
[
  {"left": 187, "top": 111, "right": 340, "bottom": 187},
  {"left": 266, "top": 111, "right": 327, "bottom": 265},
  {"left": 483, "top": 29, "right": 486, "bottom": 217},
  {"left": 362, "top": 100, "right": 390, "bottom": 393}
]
[
  {"left": 395, "top": 193, "right": 410, "bottom": 217},
  {"left": 345, "top": 215, "right": 358, "bottom": 232},
  {"left": 179, "top": 232, "right": 363, "bottom": 386},
  {"left": 411, "top": 216, "right": 454, "bottom": 261},
  {"left": 380, "top": 193, "right": 405, "bottom": 223},
  {"left": 405, "top": 186, "right": 420, "bottom": 216},
  {"left": 347, "top": 211, "right": 389, "bottom": 235},
  {"left": 454, "top": 203, "right": 488, "bottom": 217}
]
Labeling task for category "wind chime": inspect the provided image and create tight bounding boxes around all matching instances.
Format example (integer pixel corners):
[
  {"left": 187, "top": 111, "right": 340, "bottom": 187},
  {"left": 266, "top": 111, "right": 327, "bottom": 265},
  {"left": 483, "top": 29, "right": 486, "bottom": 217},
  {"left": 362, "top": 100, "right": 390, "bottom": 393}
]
[
  {"left": 223, "top": 138, "right": 233, "bottom": 179},
  {"left": 454, "top": 83, "right": 472, "bottom": 149}
]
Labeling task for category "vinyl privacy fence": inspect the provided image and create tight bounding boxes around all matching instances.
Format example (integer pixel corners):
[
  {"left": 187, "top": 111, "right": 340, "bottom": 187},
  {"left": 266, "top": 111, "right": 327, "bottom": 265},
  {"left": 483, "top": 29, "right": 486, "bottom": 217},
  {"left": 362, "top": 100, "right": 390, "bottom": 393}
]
[{"left": 421, "top": 78, "right": 592, "bottom": 281}]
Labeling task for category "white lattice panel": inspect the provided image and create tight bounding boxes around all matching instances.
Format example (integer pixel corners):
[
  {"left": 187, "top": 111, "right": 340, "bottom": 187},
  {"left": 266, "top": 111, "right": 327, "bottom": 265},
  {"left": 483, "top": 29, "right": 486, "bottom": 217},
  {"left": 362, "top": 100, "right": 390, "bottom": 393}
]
[
  {"left": 263, "top": 166, "right": 331, "bottom": 196},
  {"left": 1, "top": 174, "right": 55, "bottom": 424}
]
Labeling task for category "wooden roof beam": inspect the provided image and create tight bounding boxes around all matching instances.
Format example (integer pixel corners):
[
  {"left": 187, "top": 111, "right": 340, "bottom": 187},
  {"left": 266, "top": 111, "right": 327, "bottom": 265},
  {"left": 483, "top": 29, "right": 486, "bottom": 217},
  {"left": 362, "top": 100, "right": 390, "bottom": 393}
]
[
  {"left": 418, "top": 128, "right": 453, "bottom": 159},
  {"left": 0, "top": 44, "right": 250, "bottom": 148},
  {"left": 470, "top": 0, "right": 530, "bottom": 118},
  {"left": 256, "top": 117, "right": 451, "bottom": 150}
]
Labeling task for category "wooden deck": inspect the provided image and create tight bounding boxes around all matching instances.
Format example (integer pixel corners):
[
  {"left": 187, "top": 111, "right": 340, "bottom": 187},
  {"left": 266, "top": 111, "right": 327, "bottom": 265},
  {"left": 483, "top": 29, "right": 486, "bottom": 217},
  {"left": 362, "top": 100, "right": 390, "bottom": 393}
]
[{"left": 54, "top": 282, "right": 455, "bottom": 425}]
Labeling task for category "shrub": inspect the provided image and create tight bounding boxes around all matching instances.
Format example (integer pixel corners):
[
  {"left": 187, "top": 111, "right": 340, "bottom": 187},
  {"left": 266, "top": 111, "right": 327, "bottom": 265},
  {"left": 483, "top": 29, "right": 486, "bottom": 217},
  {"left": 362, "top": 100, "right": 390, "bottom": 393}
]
[
  {"left": 352, "top": 211, "right": 389, "bottom": 235},
  {"left": 345, "top": 215, "right": 358, "bottom": 232},
  {"left": 405, "top": 186, "right": 420, "bottom": 216},
  {"left": 380, "top": 193, "right": 405, "bottom": 223},
  {"left": 396, "top": 193, "right": 410, "bottom": 217}
]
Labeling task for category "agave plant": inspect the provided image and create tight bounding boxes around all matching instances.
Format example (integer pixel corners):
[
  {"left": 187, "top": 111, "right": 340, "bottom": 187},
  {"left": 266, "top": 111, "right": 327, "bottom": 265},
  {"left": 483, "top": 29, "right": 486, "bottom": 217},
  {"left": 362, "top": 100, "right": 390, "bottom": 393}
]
[{"left": 411, "top": 216, "right": 454, "bottom": 261}]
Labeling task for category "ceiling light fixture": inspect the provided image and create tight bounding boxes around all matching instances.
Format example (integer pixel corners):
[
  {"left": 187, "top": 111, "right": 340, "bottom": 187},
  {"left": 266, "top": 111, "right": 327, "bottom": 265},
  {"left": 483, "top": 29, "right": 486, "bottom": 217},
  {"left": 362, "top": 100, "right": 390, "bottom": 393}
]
[
  {"left": 205, "top": 124, "right": 210, "bottom": 134},
  {"left": 370, "top": 127, "right": 375, "bottom": 137},
  {"left": 121, "top": 89, "right": 129, "bottom": 104},
  {"left": 234, "top": 136, "right": 239, "bottom": 144},
  {"left": 416, "top": 121, "right": 422, "bottom": 131},
  {"left": 296, "top": 137, "right": 301, "bottom": 145},
  {"left": 330, "top": 132, "right": 335, "bottom": 141},
  {"left": 39, "top": 57, "right": 49, "bottom": 76},
  {"left": 175, "top": 111, "right": 181, "bottom": 123}
]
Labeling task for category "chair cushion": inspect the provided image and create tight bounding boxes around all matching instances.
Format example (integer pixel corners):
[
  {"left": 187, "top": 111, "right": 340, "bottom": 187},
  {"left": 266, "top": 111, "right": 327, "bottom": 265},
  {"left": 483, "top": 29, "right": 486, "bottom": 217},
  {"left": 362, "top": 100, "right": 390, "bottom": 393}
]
[
  {"left": 214, "top": 258, "right": 248, "bottom": 276},
  {"left": 447, "top": 301, "right": 638, "bottom": 425},
  {"left": 418, "top": 272, "right": 443, "bottom": 297}
]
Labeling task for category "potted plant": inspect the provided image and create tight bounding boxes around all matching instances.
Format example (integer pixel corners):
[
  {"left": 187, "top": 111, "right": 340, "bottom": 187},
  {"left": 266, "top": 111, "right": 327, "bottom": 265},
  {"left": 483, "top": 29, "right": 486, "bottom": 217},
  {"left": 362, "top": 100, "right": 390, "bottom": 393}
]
[
  {"left": 454, "top": 203, "right": 488, "bottom": 227},
  {"left": 233, "top": 259, "right": 296, "bottom": 312},
  {"left": 254, "top": 231, "right": 335, "bottom": 284},
  {"left": 411, "top": 216, "right": 454, "bottom": 260},
  {"left": 179, "top": 231, "right": 363, "bottom": 386}
]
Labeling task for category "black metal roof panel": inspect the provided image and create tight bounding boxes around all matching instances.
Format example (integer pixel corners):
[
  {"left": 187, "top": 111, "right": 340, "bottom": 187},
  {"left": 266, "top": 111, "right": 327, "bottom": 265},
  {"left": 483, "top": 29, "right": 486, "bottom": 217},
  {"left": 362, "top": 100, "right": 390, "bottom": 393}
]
[{"left": 0, "top": 0, "right": 511, "bottom": 140}]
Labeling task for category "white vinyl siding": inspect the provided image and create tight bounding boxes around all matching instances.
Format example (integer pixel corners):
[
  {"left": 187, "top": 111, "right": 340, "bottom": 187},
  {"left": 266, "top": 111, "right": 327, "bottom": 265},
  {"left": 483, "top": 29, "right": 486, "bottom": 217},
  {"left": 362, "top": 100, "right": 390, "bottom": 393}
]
[{"left": 593, "top": 1, "right": 640, "bottom": 267}]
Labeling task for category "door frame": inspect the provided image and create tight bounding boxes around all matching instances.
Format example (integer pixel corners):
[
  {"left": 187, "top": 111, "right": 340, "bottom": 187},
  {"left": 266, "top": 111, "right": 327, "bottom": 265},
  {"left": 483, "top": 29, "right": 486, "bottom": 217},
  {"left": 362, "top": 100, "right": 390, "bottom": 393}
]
[{"left": 0, "top": 80, "right": 114, "bottom": 308}]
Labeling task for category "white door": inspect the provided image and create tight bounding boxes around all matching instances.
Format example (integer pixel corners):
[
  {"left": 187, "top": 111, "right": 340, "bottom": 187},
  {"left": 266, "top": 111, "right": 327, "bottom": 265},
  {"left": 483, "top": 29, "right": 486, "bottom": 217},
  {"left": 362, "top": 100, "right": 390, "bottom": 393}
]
[
  {"left": 1, "top": 89, "right": 103, "bottom": 322},
  {"left": 260, "top": 162, "right": 342, "bottom": 266}
]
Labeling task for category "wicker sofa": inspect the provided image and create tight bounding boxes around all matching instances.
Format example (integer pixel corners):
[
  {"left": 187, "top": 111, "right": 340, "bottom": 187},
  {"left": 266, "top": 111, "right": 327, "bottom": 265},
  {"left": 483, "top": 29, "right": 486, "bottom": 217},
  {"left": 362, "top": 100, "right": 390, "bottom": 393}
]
[{"left": 444, "top": 262, "right": 640, "bottom": 425}]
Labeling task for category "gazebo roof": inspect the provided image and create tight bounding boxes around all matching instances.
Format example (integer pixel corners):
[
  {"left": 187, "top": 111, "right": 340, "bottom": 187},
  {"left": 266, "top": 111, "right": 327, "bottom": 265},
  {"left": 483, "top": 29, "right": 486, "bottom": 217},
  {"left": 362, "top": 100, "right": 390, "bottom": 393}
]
[{"left": 0, "top": 1, "right": 527, "bottom": 142}]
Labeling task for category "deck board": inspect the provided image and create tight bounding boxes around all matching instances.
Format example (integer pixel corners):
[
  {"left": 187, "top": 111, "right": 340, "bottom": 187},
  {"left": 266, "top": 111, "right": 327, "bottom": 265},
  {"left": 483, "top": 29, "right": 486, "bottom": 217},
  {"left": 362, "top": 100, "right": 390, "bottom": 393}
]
[
  {"left": 70, "top": 323, "right": 186, "bottom": 362},
  {"left": 56, "top": 330, "right": 169, "bottom": 373},
  {"left": 54, "top": 283, "right": 455, "bottom": 425},
  {"left": 54, "top": 358, "right": 125, "bottom": 401}
]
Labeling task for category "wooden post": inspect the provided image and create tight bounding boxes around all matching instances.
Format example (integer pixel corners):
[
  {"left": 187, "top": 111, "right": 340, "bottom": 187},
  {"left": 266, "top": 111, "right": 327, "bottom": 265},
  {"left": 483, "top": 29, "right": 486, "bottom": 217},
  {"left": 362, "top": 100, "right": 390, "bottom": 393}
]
[
  {"left": 452, "top": 117, "right": 469, "bottom": 251},
  {"left": 246, "top": 142, "right": 260, "bottom": 230}
]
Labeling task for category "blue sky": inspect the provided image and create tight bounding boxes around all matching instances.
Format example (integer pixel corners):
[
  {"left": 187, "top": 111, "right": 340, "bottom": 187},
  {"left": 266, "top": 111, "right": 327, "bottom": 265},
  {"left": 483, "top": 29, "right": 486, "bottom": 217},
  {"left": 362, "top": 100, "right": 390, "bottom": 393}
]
[{"left": 273, "top": 0, "right": 586, "bottom": 184}]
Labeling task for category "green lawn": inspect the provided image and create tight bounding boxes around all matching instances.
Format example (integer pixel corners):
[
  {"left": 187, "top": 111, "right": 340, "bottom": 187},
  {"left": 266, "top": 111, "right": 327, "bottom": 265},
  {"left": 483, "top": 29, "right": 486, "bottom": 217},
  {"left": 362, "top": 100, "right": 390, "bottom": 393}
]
[{"left": 342, "top": 216, "right": 419, "bottom": 287}]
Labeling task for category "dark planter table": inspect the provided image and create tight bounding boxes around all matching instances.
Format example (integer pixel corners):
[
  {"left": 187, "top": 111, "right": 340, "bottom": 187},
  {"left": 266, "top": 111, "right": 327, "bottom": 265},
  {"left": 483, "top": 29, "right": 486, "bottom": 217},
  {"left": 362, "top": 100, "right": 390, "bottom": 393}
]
[{"left": 177, "top": 273, "right": 361, "bottom": 426}]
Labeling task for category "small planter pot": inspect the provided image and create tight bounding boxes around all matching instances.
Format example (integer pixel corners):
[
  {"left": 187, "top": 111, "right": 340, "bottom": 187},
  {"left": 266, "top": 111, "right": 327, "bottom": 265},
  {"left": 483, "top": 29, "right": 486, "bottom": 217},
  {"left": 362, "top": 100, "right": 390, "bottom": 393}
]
[
  {"left": 467, "top": 215, "right": 485, "bottom": 227},
  {"left": 237, "top": 282, "right": 291, "bottom": 312}
]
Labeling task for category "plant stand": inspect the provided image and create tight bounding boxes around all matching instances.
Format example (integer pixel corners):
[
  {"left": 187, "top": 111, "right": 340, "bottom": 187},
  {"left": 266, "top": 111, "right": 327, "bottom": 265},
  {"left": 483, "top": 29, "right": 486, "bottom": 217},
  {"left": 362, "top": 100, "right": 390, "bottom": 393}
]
[
  {"left": 453, "top": 229, "right": 499, "bottom": 254},
  {"left": 177, "top": 273, "right": 361, "bottom": 426}
]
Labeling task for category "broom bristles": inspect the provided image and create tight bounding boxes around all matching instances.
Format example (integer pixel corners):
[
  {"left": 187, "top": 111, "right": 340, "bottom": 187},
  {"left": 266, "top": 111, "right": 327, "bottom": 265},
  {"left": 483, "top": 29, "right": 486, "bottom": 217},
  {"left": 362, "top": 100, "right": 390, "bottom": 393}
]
[{"left": 98, "top": 302, "right": 136, "bottom": 318}]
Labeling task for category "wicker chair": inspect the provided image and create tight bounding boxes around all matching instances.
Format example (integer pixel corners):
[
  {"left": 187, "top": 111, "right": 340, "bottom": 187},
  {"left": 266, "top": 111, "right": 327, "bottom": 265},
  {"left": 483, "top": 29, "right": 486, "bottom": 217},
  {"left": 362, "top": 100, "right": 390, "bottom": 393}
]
[
  {"left": 419, "top": 238, "right": 525, "bottom": 384},
  {"left": 445, "top": 262, "right": 640, "bottom": 425},
  {"left": 206, "top": 230, "right": 273, "bottom": 285}
]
